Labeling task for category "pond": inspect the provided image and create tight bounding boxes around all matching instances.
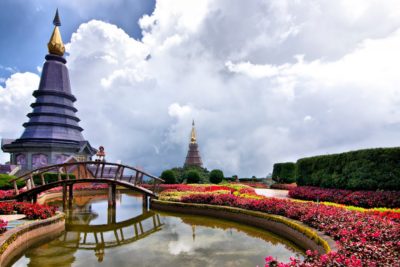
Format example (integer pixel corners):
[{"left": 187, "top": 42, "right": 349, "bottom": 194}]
[{"left": 11, "top": 191, "right": 304, "bottom": 267}]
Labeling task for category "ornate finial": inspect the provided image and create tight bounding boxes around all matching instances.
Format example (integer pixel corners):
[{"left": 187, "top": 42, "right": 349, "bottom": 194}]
[
  {"left": 190, "top": 120, "right": 197, "bottom": 144},
  {"left": 47, "top": 9, "right": 65, "bottom": 56},
  {"left": 53, "top": 9, "right": 61, "bottom": 26}
]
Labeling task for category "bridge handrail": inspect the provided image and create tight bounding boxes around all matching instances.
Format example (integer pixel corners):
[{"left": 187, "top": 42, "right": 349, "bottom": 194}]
[
  {"left": 9, "top": 161, "right": 164, "bottom": 196},
  {"left": 10, "top": 161, "right": 163, "bottom": 183}
]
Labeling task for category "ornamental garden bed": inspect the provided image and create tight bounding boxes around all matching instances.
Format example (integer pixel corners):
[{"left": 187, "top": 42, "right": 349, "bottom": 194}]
[
  {"left": 157, "top": 184, "right": 400, "bottom": 266},
  {"left": 289, "top": 186, "right": 400, "bottom": 208}
]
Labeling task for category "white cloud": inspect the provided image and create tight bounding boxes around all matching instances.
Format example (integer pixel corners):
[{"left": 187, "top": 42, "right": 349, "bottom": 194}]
[{"left": 3, "top": 1, "right": 400, "bottom": 176}]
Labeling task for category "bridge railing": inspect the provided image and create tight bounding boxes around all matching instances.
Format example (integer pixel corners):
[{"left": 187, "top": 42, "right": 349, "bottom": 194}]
[{"left": 9, "top": 161, "right": 164, "bottom": 196}]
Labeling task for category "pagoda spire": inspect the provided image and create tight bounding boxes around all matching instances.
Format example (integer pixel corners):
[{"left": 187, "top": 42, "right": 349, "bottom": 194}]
[
  {"left": 190, "top": 120, "right": 197, "bottom": 144},
  {"left": 184, "top": 120, "right": 203, "bottom": 168},
  {"left": 48, "top": 9, "right": 65, "bottom": 56}
]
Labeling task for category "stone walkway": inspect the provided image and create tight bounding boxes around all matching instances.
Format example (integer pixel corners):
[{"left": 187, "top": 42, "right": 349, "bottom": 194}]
[{"left": 255, "top": 189, "right": 289, "bottom": 199}]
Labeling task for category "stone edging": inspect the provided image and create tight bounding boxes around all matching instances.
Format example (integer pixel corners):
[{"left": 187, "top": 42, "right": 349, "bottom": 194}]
[
  {"left": 0, "top": 212, "right": 65, "bottom": 267},
  {"left": 151, "top": 199, "right": 337, "bottom": 254}
]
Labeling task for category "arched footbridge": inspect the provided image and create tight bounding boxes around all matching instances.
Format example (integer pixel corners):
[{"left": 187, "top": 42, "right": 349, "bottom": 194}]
[{"left": 9, "top": 161, "right": 164, "bottom": 203}]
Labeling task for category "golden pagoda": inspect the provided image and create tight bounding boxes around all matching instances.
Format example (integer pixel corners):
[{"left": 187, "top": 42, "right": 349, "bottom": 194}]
[{"left": 184, "top": 120, "right": 203, "bottom": 167}]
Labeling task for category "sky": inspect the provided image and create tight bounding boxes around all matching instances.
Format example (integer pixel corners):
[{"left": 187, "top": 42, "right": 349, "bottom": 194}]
[{"left": 2, "top": 0, "right": 400, "bottom": 177}]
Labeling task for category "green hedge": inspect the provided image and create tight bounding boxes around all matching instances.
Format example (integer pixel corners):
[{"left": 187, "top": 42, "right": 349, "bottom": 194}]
[
  {"left": 296, "top": 147, "right": 400, "bottom": 190},
  {"left": 161, "top": 170, "right": 177, "bottom": 184},
  {"left": 32, "top": 172, "right": 76, "bottom": 185},
  {"left": 0, "top": 174, "right": 25, "bottom": 190},
  {"left": 272, "top": 162, "right": 296, "bottom": 184}
]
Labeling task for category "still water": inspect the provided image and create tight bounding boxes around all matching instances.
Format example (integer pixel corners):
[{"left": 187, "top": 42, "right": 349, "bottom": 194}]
[{"left": 12, "top": 191, "right": 304, "bottom": 267}]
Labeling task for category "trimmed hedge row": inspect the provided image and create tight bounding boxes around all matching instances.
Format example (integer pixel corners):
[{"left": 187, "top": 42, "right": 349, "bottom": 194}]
[
  {"left": 0, "top": 174, "right": 24, "bottom": 190},
  {"left": 32, "top": 173, "right": 76, "bottom": 185},
  {"left": 296, "top": 147, "right": 400, "bottom": 190},
  {"left": 272, "top": 162, "right": 296, "bottom": 183}
]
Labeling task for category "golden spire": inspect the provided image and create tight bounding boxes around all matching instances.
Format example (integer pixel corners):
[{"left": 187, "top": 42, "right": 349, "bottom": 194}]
[
  {"left": 47, "top": 9, "right": 65, "bottom": 56},
  {"left": 190, "top": 120, "right": 197, "bottom": 144}
]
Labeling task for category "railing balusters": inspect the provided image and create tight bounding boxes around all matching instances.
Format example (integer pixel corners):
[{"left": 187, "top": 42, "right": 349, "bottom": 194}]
[
  {"left": 100, "top": 163, "right": 105, "bottom": 178},
  {"left": 119, "top": 167, "right": 125, "bottom": 181},
  {"left": 41, "top": 173, "right": 45, "bottom": 185},
  {"left": 13, "top": 181, "right": 19, "bottom": 195},
  {"left": 30, "top": 174, "right": 35, "bottom": 188},
  {"left": 114, "top": 166, "right": 121, "bottom": 180}
]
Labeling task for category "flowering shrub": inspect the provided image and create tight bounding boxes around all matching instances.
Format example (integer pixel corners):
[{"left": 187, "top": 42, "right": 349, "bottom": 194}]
[
  {"left": 0, "top": 189, "right": 17, "bottom": 200},
  {"left": 0, "top": 219, "right": 7, "bottom": 234},
  {"left": 230, "top": 182, "right": 269, "bottom": 188},
  {"left": 0, "top": 202, "right": 57, "bottom": 220},
  {"left": 157, "top": 184, "right": 258, "bottom": 201},
  {"left": 289, "top": 186, "right": 400, "bottom": 208},
  {"left": 270, "top": 183, "right": 297, "bottom": 190},
  {"left": 180, "top": 193, "right": 400, "bottom": 266},
  {"left": 45, "top": 183, "right": 108, "bottom": 194}
]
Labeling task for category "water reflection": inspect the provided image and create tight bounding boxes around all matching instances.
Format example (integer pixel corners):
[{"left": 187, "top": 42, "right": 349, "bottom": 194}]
[{"left": 12, "top": 192, "right": 304, "bottom": 267}]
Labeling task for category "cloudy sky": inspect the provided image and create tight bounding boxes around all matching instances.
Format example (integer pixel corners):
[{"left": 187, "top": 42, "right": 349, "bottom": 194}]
[{"left": 2, "top": 0, "right": 400, "bottom": 177}]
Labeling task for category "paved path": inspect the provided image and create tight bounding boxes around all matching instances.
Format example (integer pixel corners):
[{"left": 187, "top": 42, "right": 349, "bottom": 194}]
[{"left": 255, "top": 189, "right": 289, "bottom": 199}]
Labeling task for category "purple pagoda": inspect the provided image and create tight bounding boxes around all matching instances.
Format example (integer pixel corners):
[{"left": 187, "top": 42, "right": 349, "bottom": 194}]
[
  {"left": 1, "top": 10, "right": 96, "bottom": 170},
  {"left": 184, "top": 120, "right": 203, "bottom": 168}
]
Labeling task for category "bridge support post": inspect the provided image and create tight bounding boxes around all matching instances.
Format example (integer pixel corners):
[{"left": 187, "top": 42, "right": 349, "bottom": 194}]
[
  {"left": 68, "top": 184, "right": 73, "bottom": 209},
  {"left": 107, "top": 184, "right": 116, "bottom": 224},
  {"left": 62, "top": 184, "right": 67, "bottom": 211},
  {"left": 142, "top": 195, "right": 150, "bottom": 211}
]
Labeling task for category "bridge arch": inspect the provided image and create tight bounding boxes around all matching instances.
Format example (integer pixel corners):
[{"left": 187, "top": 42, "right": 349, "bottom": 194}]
[{"left": 9, "top": 161, "right": 164, "bottom": 204}]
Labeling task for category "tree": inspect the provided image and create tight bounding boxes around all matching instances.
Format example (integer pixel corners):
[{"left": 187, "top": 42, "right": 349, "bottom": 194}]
[
  {"left": 184, "top": 170, "right": 201, "bottom": 184},
  {"left": 160, "top": 170, "right": 177, "bottom": 184},
  {"left": 209, "top": 169, "right": 224, "bottom": 184}
]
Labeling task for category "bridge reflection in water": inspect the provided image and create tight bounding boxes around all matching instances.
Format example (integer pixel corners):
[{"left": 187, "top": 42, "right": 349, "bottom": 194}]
[{"left": 26, "top": 193, "right": 163, "bottom": 264}]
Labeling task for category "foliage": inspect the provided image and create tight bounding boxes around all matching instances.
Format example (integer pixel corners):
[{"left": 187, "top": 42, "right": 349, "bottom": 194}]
[
  {"left": 0, "top": 174, "right": 24, "bottom": 190},
  {"left": 32, "top": 172, "right": 76, "bottom": 185},
  {"left": 158, "top": 183, "right": 256, "bottom": 201},
  {"left": 270, "top": 183, "right": 297, "bottom": 190},
  {"left": 0, "top": 202, "right": 57, "bottom": 220},
  {"left": 179, "top": 193, "right": 400, "bottom": 266},
  {"left": 296, "top": 147, "right": 400, "bottom": 190},
  {"left": 272, "top": 162, "right": 296, "bottom": 183},
  {"left": 183, "top": 170, "right": 201, "bottom": 183},
  {"left": 160, "top": 170, "right": 177, "bottom": 184},
  {"left": 209, "top": 169, "right": 224, "bottom": 184},
  {"left": 167, "top": 166, "right": 209, "bottom": 183},
  {"left": 289, "top": 186, "right": 400, "bottom": 208},
  {"left": 0, "top": 219, "right": 6, "bottom": 234}
]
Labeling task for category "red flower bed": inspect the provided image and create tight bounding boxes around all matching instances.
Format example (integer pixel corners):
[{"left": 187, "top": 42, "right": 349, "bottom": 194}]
[
  {"left": 45, "top": 183, "right": 109, "bottom": 194},
  {"left": 181, "top": 194, "right": 400, "bottom": 266},
  {"left": 145, "top": 184, "right": 238, "bottom": 193},
  {"left": 0, "top": 219, "right": 7, "bottom": 234},
  {"left": 270, "top": 183, "right": 297, "bottom": 190},
  {"left": 289, "top": 186, "right": 400, "bottom": 208},
  {"left": 0, "top": 189, "right": 18, "bottom": 200},
  {"left": 0, "top": 202, "right": 57, "bottom": 220}
]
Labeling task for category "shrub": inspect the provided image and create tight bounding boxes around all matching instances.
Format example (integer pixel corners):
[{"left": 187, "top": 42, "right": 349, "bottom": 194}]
[
  {"left": 0, "top": 174, "right": 24, "bottom": 190},
  {"left": 289, "top": 186, "right": 400, "bottom": 208},
  {"left": 0, "top": 219, "right": 7, "bottom": 234},
  {"left": 184, "top": 170, "right": 201, "bottom": 183},
  {"left": 179, "top": 193, "right": 400, "bottom": 266},
  {"left": 32, "top": 172, "right": 76, "bottom": 185},
  {"left": 270, "top": 183, "right": 297, "bottom": 190},
  {"left": 296, "top": 147, "right": 400, "bottom": 190},
  {"left": 209, "top": 169, "right": 224, "bottom": 184},
  {"left": 0, "top": 202, "right": 57, "bottom": 219},
  {"left": 160, "top": 170, "right": 177, "bottom": 184},
  {"left": 272, "top": 162, "right": 296, "bottom": 183}
]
